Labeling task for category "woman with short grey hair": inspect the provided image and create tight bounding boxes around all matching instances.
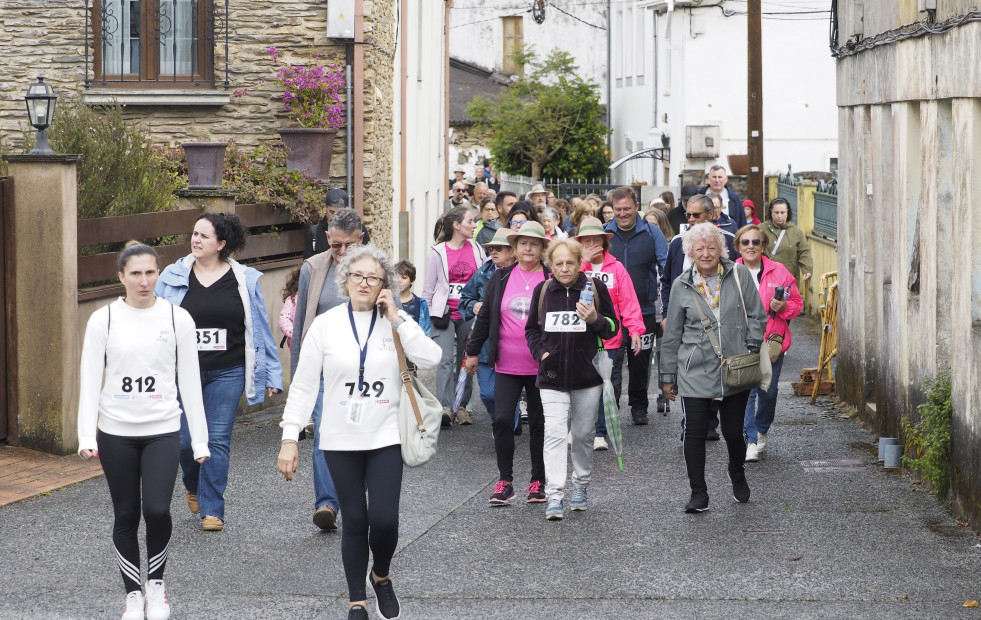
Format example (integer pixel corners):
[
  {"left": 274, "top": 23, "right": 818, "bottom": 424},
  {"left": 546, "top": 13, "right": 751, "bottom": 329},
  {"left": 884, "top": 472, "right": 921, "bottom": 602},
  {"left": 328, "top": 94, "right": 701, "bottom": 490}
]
[
  {"left": 660, "top": 222, "right": 767, "bottom": 514},
  {"left": 278, "top": 246, "right": 442, "bottom": 620}
]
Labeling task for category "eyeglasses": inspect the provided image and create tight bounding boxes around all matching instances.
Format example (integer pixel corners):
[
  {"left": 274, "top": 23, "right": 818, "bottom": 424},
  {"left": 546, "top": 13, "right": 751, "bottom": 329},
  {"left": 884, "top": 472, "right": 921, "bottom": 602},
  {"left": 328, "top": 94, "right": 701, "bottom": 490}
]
[
  {"left": 453, "top": 188, "right": 466, "bottom": 193},
  {"left": 685, "top": 211, "right": 706, "bottom": 220},
  {"left": 509, "top": 220, "right": 527, "bottom": 227},
  {"left": 330, "top": 241, "right": 358, "bottom": 250},
  {"left": 739, "top": 238, "right": 763, "bottom": 247},
  {"left": 348, "top": 273, "right": 383, "bottom": 287}
]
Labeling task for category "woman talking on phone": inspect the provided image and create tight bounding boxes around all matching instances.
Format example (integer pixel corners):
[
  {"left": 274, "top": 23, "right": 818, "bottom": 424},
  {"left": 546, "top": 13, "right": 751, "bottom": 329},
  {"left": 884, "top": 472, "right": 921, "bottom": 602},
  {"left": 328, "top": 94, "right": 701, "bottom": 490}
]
[
  {"left": 278, "top": 245, "right": 441, "bottom": 620},
  {"left": 78, "top": 243, "right": 210, "bottom": 620}
]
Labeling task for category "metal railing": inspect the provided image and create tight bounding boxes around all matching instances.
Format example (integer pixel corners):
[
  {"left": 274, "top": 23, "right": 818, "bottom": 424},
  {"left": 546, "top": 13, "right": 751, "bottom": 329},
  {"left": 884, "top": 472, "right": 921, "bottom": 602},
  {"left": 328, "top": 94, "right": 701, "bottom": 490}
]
[
  {"left": 813, "top": 174, "right": 838, "bottom": 240},
  {"left": 776, "top": 164, "right": 800, "bottom": 213}
]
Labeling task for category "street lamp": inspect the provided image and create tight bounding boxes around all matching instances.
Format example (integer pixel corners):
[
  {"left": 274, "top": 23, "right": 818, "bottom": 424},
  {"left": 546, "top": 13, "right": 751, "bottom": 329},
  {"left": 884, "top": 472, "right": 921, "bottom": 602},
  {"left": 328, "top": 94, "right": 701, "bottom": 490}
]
[{"left": 24, "top": 76, "right": 58, "bottom": 155}]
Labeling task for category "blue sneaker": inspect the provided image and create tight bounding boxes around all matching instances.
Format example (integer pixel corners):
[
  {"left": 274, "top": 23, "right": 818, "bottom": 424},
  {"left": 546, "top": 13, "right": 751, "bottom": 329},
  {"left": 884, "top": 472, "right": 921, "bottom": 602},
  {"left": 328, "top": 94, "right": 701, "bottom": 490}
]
[
  {"left": 569, "top": 485, "right": 588, "bottom": 511},
  {"left": 545, "top": 498, "right": 563, "bottom": 521}
]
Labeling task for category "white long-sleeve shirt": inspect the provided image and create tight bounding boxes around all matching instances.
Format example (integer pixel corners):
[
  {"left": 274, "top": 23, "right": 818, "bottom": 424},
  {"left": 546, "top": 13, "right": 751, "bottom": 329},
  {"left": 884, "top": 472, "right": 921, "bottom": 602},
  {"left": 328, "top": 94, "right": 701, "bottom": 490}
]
[
  {"left": 281, "top": 305, "right": 442, "bottom": 451},
  {"left": 77, "top": 298, "right": 210, "bottom": 459}
]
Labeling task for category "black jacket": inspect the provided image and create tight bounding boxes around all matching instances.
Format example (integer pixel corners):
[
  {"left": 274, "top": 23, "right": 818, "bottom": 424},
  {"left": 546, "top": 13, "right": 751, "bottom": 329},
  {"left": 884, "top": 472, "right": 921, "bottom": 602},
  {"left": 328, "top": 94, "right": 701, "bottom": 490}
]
[
  {"left": 525, "top": 273, "right": 619, "bottom": 392},
  {"left": 466, "top": 262, "right": 552, "bottom": 366},
  {"left": 698, "top": 186, "right": 747, "bottom": 228}
]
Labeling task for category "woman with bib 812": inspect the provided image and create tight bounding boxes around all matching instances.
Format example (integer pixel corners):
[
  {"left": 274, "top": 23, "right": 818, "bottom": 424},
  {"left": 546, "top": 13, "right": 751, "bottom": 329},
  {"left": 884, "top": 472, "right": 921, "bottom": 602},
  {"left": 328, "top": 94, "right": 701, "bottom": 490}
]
[
  {"left": 156, "top": 212, "right": 283, "bottom": 532},
  {"left": 79, "top": 243, "right": 210, "bottom": 620}
]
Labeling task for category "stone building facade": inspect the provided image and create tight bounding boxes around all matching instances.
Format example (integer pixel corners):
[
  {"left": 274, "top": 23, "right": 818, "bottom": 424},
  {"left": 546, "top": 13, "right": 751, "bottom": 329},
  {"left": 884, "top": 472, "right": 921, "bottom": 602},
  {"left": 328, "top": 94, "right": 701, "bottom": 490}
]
[
  {"left": 0, "top": 0, "right": 422, "bottom": 255},
  {"left": 835, "top": 0, "right": 981, "bottom": 524}
]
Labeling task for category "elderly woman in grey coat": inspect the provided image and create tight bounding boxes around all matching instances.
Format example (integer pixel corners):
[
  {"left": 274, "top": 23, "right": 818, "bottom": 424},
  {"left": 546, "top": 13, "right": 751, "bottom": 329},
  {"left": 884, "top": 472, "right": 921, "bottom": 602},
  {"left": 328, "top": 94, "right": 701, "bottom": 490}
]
[{"left": 660, "top": 222, "right": 767, "bottom": 514}]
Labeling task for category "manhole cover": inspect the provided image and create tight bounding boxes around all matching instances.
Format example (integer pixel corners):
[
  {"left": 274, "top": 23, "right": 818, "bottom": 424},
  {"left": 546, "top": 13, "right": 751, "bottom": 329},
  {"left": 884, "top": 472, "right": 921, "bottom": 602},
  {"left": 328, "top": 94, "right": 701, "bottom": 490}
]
[{"left": 801, "top": 459, "right": 866, "bottom": 472}]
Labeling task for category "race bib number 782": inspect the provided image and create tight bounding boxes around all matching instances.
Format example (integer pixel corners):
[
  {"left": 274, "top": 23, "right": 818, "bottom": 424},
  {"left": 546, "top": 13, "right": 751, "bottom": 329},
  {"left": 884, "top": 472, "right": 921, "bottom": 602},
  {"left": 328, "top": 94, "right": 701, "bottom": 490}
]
[{"left": 545, "top": 311, "right": 586, "bottom": 332}]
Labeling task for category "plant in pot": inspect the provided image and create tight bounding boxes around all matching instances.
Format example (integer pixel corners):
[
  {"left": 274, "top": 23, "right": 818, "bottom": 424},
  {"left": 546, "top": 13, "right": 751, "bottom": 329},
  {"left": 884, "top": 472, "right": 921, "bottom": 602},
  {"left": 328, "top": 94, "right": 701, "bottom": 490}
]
[{"left": 248, "top": 47, "right": 345, "bottom": 180}]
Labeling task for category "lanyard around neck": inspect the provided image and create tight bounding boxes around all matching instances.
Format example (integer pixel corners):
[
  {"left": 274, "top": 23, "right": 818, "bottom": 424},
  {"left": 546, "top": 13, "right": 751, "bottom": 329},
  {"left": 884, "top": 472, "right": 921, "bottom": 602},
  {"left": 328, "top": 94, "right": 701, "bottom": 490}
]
[{"left": 347, "top": 303, "right": 378, "bottom": 391}]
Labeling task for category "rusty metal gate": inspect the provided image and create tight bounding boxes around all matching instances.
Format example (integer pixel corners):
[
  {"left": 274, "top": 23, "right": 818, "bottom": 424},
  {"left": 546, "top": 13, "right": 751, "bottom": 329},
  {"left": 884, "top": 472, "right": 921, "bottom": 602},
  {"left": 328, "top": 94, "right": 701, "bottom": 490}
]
[{"left": 0, "top": 177, "right": 9, "bottom": 444}]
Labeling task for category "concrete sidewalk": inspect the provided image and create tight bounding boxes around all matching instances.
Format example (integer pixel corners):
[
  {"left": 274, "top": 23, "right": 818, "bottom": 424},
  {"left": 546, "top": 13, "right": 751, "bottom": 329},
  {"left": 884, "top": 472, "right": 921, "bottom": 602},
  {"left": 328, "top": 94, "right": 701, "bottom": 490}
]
[{"left": 0, "top": 316, "right": 979, "bottom": 619}]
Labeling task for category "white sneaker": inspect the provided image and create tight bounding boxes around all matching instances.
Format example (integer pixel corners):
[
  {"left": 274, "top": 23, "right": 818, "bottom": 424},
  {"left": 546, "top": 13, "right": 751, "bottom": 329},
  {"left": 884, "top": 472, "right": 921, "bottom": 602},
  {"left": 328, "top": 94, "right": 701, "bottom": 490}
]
[
  {"left": 145, "top": 579, "right": 170, "bottom": 620},
  {"left": 593, "top": 436, "right": 609, "bottom": 451},
  {"left": 745, "top": 443, "right": 760, "bottom": 462},
  {"left": 121, "top": 591, "right": 144, "bottom": 620},
  {"left": 757, "top": 433, "right": 768, "bottom": 452}
]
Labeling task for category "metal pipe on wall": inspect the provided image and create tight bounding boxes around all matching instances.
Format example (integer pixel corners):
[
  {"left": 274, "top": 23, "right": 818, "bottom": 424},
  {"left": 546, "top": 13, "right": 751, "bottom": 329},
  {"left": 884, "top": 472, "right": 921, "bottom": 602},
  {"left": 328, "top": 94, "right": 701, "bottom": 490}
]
[{"left": 346, "top": 63, "right": 352, "bottom": 199}]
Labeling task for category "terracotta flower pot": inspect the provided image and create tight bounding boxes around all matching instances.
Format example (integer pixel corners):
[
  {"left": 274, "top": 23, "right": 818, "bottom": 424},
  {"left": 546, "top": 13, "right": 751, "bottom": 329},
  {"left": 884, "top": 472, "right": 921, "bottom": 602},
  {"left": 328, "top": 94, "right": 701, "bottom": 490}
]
[
  {"left": 278, "top": 128, "right": 338, "bottom": 180},
  {"left": 727, "top": 154, "right": 749, "bottom": 176},
  {"left": 182, "top": 142, "right": 228, "bottom": 190}
]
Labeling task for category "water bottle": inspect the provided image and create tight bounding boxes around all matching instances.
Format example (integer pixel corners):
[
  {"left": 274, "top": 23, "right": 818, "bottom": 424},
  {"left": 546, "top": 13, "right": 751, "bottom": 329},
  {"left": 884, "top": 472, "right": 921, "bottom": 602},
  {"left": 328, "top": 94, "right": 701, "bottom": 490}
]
[{"left": 581, "top": 280, "right": 594, "bottom": 305}]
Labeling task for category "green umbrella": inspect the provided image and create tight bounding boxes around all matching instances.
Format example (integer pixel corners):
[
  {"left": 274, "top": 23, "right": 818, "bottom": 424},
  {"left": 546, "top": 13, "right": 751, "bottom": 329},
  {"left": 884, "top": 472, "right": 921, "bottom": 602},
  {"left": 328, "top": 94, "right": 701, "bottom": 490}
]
[{"left": 593, "top": 351, "right": 624, "bottom": 470}]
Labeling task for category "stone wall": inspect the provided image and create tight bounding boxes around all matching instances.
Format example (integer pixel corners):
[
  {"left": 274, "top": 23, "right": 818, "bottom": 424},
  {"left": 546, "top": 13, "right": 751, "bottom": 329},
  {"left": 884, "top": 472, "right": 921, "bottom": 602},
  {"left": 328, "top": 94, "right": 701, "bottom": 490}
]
[{"left": 0, "top": 0, "right": 398, "bottom": 250}]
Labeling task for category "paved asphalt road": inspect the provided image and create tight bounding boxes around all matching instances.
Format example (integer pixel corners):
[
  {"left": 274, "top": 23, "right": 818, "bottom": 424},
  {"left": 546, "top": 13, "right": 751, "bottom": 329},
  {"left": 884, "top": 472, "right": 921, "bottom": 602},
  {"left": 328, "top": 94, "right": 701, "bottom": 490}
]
[{"left": 1, "top": 316, "right": 979, "bottom": 619}]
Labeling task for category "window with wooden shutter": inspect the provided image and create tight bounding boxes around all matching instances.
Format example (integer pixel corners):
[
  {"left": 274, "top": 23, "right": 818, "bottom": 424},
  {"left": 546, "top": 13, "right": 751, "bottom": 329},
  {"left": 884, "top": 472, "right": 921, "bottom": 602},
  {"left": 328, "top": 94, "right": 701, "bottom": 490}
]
[{"left": 502, "top": 16, "right": 523, "bottom": 76}]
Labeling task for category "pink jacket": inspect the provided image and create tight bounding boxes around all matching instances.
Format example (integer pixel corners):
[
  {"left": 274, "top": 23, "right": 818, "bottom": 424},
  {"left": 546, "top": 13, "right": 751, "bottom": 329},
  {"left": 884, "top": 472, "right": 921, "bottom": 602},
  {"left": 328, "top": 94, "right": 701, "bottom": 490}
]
[
  {"left": 581, "top": 252, "right": 645, "bottom": 350},
  {"left": 736, "top": 256, "right": 802, "bottom": 354},
  {"left": 279, "top": 294, "right": 296, "bottom": 349}
]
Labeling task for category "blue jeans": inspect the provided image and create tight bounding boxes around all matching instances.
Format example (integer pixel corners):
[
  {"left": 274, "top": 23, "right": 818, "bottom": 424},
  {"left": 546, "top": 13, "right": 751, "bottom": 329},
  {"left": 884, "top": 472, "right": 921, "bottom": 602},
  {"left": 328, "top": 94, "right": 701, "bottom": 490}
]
[
  {"left": 311, "top": 375, "right": 340, "bottom": 512},
  {"left": 180, "top": 365, "right": 245, "bottom": 522},
  {"left": 595, "top": 348, "right": 623, "bottom": 437},
  {"left": 745, "top": 352, "right": 786, "bottom": 444},
  {"left": 477, "top": 361, "right": 519, "bottom": 429}
]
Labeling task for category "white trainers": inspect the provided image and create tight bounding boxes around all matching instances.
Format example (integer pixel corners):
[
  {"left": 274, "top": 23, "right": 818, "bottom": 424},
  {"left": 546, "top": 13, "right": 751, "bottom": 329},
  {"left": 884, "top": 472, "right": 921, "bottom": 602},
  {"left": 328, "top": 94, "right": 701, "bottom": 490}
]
[
  {"left": 145, "top": 579, "right": 170, "bottom": 620},
  {"left": 745, "top": 443, "right": 760, "bottom": 462},
  {"left": 121, "top": 591, "right": 144, "bottom": 620},
  {"left": 593, "top": 436, "right": 609, "bottom": 451},
  {"left": 757, "top": 433, "right": 768, "bottom": 452}
]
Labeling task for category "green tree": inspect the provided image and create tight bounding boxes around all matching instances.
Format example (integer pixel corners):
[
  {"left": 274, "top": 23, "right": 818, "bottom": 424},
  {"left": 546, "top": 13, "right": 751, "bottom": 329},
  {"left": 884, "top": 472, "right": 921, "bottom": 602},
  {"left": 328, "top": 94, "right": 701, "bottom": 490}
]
[{"left": 467, "top": 49, "right": 610, "bottom": 180}]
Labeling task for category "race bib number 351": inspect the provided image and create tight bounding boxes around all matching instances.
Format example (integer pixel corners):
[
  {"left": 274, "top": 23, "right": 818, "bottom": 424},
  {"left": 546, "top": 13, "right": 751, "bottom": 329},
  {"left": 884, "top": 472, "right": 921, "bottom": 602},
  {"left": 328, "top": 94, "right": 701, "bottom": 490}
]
[
  {"left": 196, "top": 328, "right": 227, "bottom": 351},
  {"left": 545, "top": 311, "right": 586, "bottom": 332}
]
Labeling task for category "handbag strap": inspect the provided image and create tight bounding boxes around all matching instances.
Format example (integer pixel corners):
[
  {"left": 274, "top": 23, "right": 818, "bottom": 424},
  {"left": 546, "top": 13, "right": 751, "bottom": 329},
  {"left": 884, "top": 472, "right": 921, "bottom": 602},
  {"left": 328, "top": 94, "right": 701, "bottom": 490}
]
[
  {"left": 391, "top": 327, "right": 425, "bottom": 431},
  {"left": 731, "top": 263, "right": 750, "bottom": 327},
  {"left": 689, "top": 289, "right": 724, "bottom": 361}
]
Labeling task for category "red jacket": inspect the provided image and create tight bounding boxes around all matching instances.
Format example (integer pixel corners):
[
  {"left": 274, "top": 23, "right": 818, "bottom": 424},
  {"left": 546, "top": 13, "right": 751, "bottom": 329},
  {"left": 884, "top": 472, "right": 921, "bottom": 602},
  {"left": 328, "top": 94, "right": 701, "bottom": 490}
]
[
  {"left": 736, "top": 256, "right": 802, "bottom": 354},
  {"left": 581, "top": 252, "right": 646, "bottom": 350}
]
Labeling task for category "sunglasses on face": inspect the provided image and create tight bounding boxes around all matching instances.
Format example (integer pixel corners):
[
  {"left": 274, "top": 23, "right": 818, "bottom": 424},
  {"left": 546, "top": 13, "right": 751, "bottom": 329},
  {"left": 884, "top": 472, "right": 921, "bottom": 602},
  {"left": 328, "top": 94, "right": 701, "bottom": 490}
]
[
  {"left": 739, "top": 238, "right": 762, "bottom": 247},
  {"left": 330, "top": 241, "right": 358, "bottom": 250},
  {"left": 685, "top": 211, "right": 706, "bottom": 220},
  {"left": 509, "top": 220, "right": 526, "bottom": 227}
]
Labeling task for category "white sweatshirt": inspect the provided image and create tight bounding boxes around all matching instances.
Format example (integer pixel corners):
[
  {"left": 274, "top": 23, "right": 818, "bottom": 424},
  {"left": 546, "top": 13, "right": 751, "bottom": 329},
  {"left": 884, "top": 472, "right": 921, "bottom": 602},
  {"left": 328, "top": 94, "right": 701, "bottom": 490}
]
[
  {"left": 77, "top": 298, "right": 210, "bottom": 459},
  {"left": 281, "top": 305, "right": 442, "bottom": 451}
]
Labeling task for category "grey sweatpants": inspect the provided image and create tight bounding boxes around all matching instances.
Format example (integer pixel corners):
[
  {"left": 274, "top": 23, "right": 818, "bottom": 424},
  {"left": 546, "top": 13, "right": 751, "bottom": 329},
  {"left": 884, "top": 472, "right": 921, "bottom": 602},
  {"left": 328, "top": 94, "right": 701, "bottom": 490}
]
[{"left": 541, "top": 385, "right": 602, "bottom": 502}]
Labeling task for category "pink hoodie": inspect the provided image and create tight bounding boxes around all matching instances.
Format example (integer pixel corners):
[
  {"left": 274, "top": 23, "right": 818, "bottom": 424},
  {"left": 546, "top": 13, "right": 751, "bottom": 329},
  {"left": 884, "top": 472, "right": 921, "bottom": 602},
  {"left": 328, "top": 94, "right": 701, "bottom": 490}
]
[
  {"left": 736, "top": 255, "right": 802, "bottom": 354},
  {"left": 581, "top": 251, "right": 646, "bottom": 350}
]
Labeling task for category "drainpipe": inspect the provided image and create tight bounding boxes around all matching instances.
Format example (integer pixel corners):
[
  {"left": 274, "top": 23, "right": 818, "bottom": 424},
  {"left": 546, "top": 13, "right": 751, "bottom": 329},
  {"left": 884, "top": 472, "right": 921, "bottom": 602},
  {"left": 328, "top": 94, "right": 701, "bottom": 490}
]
[
  {"left": 398, "top": 0, "right": 408, "bottom": 259},
  {"left": 346, "top": 63, "right": 352, "bottom": 199},
  {"left": 606, "top": 0, "right": 611, "bottom": 137},
  {"left": 445, "top": 0, "right": 453, "bottom": 207},
  {"left": 353, "top": 0, "right": 365, "bottom": 215}
]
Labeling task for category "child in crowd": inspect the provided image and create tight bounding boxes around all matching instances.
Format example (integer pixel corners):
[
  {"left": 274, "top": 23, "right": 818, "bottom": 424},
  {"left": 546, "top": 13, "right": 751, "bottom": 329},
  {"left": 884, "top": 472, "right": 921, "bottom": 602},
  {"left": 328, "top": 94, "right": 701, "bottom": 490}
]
[{"left": 395, "top": 260, "right": 431, "bottom": 337}]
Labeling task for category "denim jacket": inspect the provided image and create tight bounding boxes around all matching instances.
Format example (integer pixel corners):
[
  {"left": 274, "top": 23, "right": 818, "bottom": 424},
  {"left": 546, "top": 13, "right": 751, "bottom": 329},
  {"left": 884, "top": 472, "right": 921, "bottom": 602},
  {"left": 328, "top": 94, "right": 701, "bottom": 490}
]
[{"left": 156, "top": 254, "right": 284, "bottom": 406}]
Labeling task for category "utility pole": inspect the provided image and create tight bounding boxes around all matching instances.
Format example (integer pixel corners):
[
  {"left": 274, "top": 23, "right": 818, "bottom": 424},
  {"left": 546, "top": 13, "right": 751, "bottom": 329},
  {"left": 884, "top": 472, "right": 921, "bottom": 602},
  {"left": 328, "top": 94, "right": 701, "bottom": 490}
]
[{"left": 747, "top": 0, "right": 764, "bottom": 210}]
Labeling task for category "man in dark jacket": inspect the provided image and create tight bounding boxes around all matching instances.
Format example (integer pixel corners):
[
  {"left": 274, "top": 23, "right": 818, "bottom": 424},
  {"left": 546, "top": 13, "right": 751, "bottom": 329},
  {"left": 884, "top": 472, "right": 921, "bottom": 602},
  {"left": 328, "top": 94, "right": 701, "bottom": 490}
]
[
  {"left": 698, "top": 165, "right": 747, "bottom": 228},
  {"left": 303, "top": 189, "right": 370, "bottom": 258},
  {"left": 475, "top": 191, "right": 517, "bottom": 246},
  {"left": 604, "top": 186, "right": 668, "bottom": 425},
  {"left": 668, "top": 184, "right": 700, "bottom": 235}
]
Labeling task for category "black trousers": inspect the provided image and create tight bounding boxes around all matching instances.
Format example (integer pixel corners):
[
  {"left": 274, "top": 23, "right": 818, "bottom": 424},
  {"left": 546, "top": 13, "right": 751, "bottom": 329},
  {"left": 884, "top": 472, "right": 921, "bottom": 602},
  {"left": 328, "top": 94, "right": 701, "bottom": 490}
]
[
  {"left": 616, "top": 314, "right": 657, "bottom": 414},
  {"left": 324, "top": 444, "right": 403, "bottom": 603},
  {"left": 493, "top": 372, "right": 544, "bottom": 483},
  {"left": 681, "top": 392, "right": 751, "bottom": 494},
  {"left": 97, "top": 429, "right": 179, "bottom": 593}
]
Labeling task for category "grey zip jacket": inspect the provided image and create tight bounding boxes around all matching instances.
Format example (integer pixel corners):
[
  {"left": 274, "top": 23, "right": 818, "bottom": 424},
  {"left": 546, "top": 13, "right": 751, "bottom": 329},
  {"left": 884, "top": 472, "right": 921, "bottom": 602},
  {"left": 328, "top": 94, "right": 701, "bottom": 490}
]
[{"left": 659, "top": 259, "right": 767, "bottom": 398}]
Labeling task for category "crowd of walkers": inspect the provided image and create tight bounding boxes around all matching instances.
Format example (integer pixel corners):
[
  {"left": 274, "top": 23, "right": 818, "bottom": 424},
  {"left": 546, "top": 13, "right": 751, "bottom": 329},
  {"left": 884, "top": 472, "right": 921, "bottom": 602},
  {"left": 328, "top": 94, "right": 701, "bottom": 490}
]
[{"left": 77, "top": 170, "right": 810, "bottom": 619}]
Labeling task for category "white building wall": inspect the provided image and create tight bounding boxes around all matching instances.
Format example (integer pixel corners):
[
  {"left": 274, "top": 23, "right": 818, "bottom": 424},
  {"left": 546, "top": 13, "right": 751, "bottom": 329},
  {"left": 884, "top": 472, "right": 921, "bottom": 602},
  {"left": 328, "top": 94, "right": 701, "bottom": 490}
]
[
  {"left": 448, "top": 0, "right": 608, "bottom": 103},
  {"left": 392, "top": 0, "right": 449, "bottom": 271},
  {"left": 611, "top": 0, "right": 838, "bottom": 187}
]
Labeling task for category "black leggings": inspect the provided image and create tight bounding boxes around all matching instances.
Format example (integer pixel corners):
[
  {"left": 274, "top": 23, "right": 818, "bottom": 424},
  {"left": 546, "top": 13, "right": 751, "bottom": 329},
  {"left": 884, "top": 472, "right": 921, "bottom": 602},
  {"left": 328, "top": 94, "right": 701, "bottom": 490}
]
[
  {"left": 681, "top": 392, "right": 750, "bottom": 494},
  {"left": 97, "top": 429, "right": 180, "bottom": 593},
  {"left": 493, "top": 373, "right": 544, "bottom": 484},
  {"left": 324, "top": 444, "right": 403, "bottom": 602}
]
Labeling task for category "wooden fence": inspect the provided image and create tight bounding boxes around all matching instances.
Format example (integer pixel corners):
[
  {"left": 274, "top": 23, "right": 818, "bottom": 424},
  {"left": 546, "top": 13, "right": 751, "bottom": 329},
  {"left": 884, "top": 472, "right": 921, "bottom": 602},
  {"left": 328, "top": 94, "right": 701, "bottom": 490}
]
[{"left": 77, "top": 203, "right": 306, "bottom": 300}]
